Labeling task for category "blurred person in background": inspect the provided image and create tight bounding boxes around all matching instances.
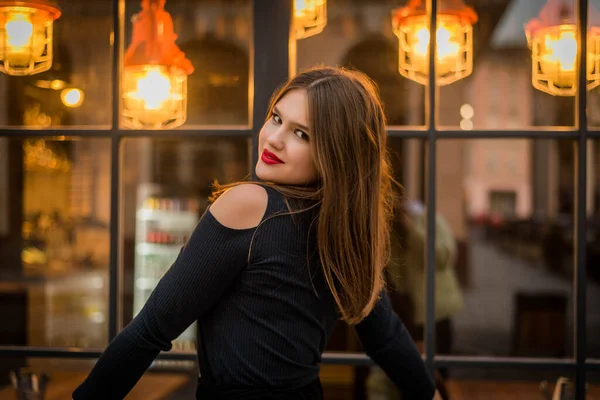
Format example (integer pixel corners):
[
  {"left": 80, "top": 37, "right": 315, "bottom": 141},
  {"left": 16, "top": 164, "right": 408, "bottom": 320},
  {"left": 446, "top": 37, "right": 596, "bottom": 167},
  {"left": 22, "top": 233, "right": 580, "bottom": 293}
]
[{"left": 367, "top": 199, "right": 464, "bottom": 400}]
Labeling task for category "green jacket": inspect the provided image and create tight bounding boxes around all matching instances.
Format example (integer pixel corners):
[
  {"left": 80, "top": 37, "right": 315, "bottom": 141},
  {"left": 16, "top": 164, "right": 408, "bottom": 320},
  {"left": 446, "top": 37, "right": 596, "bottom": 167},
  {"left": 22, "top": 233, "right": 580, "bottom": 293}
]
[{"left": 387, "top": 211, "right": 464, "bottom": 324}]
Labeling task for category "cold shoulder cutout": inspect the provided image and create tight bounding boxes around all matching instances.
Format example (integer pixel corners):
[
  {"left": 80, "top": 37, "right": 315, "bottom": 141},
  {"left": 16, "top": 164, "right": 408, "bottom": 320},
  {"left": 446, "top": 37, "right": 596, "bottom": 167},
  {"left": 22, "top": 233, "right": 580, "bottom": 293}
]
[{"left": 209, "top": 184, "right": 269, "bottom": 229}]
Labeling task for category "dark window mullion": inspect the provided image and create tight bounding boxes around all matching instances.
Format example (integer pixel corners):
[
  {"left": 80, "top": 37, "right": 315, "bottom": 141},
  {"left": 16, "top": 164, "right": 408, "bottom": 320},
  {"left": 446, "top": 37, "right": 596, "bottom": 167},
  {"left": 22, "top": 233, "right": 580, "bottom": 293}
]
[
  {"left": 424, "top": 0, "right": 438, "bottom": 376},
  {"left": 251, "top": 0, "right": 292, "bottom": 177},
  {"left": 387, "top": 130, "right": 582, "bottom": 139},
  {"left": 575, "top": 0, "right": 589, "bottom": 398},
  {"left": 108, "top": 0, "right": 123, "bottom": 341}
]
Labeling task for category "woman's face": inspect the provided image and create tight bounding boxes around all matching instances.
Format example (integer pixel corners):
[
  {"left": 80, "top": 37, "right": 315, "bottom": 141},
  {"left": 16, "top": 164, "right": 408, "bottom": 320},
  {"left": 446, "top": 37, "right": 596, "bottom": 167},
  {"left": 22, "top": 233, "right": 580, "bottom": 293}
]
[{"left": 256, "top": 89, "right": 318, "bottom": 185}]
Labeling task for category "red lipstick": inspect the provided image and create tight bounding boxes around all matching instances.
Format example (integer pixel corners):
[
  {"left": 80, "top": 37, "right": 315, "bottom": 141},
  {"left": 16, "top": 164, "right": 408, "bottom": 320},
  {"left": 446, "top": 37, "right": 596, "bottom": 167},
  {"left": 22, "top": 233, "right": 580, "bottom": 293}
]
[{"left": 261, "top": 149, "right": 284, "bottom": 165}]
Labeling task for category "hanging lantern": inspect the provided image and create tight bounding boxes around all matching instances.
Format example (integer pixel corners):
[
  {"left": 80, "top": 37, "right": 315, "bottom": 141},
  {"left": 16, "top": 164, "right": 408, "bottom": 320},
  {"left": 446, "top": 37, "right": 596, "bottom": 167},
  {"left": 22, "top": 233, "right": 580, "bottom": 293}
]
[
  {"left": 122, "top": 0, "right": 193, "bottom": 129},
  {"left": 525, "top": 0, "right": 600, "bottom": 96},
  {"left": 294, "top": 0, "right": 327, "bottom": 40},
  {"left": 392, "top": 0, "right": 477, "bottom": 86},
  {"left": 0, "top": 0, "right": 60, "bottom": 76}
]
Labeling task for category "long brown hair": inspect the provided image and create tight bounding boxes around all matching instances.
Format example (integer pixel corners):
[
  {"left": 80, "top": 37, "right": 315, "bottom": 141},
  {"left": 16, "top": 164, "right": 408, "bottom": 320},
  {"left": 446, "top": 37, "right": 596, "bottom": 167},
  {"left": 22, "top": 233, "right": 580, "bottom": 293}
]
[{"left": 212, "top": 66, "right": 396, "bottom": 324}]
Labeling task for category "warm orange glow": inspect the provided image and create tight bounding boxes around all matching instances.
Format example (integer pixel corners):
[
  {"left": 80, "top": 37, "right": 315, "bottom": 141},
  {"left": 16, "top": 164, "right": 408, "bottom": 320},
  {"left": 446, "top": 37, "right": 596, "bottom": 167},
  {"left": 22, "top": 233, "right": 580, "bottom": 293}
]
[
  {"left": 392, "top": 0, "right": 477, "bottom": 86},
  {"left": 122, "top": 65, "right": 187, "bottom": 129},
  {"left": 528, "top": 24, "right": 599, "bottom": 96},
  {"left": 294, "top": 0, "right": 327, "bottom": 39},
  {"left": 543, "top": 29, "right": 577, "bottom": 72},
  {"left": 60, "top": 88, "right": 84, "bottom": 108},
  {"left": 122, "top": 0, "right": 193, "bottom": 129},
  {"left": 406, "top": 16, "right": 463, "bottom": 77},
  {"left": 525, "top": 0, "right": 600, "bottom": 96},
  {"left": 0, "top": 1, "right": 61, "bottom": 76}
]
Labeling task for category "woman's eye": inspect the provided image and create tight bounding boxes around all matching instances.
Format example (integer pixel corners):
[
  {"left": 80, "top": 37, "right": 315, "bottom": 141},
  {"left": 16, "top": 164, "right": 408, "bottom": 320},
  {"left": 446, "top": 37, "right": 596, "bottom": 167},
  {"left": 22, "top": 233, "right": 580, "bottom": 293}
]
[
  {"left": 272, "top": 113, "right": 282, "bottom": 124},
  {"left": 294, "top": 130, "right": 309, "bottom": 141}
]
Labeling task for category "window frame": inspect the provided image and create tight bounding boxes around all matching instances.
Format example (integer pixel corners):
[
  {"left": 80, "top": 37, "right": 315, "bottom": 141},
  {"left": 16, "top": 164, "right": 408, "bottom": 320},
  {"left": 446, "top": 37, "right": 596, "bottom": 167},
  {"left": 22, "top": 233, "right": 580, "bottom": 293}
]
[{"left": 0, "top": 1, "right": 599, "bottom": 398}]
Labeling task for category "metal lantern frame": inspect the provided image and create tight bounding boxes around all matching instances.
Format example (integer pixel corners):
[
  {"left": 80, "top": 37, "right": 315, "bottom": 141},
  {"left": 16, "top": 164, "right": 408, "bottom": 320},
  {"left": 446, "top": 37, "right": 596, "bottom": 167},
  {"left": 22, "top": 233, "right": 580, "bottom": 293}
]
[
  {"left": 0, "top": 0, "right": 61, "bottom": 76},
  {"left": 294, "top": 0, "right": 327, "bottom": 40},
  {"left": 392, "top": 0, "right": 477, "bottom": 86},
  {"left": 529, "top": 24, "right": 600, "bottom": 96},
  {"left": 121, "top": 0, "right": 193, "bottom": 130},
  {"left": 122, "top": 64, "right": 188, "bottom": 130}
]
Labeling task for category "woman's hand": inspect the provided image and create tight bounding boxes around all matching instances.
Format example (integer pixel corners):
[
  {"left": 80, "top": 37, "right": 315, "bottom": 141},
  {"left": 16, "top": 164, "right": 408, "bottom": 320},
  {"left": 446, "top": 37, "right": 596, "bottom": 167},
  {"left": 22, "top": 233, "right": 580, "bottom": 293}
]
[{"left": 433, "top": 389, "right": 443, "bottom": 400}]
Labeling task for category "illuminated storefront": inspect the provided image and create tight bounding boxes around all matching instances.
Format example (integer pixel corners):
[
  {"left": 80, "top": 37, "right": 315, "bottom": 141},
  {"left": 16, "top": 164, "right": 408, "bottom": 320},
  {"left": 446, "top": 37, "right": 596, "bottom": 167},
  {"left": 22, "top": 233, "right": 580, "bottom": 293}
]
[{"left": 0, "top": 0, "right": 599, "bottom": 398}]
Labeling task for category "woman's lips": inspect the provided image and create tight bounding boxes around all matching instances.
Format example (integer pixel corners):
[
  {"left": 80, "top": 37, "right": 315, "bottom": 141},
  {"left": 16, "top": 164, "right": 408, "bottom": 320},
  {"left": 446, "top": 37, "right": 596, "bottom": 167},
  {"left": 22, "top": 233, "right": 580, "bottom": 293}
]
[{"left": 261, "top": 149, "right": 284, "bottom": 165}]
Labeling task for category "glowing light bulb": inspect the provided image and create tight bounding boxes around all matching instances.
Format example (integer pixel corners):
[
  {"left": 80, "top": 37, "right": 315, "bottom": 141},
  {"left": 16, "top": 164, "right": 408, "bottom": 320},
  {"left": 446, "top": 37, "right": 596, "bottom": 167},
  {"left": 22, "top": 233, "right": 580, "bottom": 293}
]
[
  {"left": 525, "top": 0, "right": 600, "bottom": 96},
  {"left": 294, "top": 0, "right": 326, "bottom": 39},
  {"left": 61, "top": 88, "right": 84, "bottom": 108},
  {"left": 1, "top": 10, "right": 45, "bottom": 66},
  {"left": 122, "top": 65, "right": 187, "bottom": 129},
  {"left": 531, "top": 25, "right": 596, "bottom": 93},
  {"left": 135, "top": 69, "right": 172, "bottom": 110},
  {"left": 121, "top": 0, "right": 193, "bottom": 129},
  {"left": 392, "top": 1, "right": 477, "bottom": 86},
  {"left": 6, "top": 12, "right": 33, "bottom": 47},
  {"left": 0, "top": 3, "right": 61, "bottom": 75},
  {"left": 542, "top": 30, "right": 577, "bottom": 72},
  {"left": 408, "top": 20, "right": 462, "bottom": 77},
  {"left": 413, "top": 25, "right": 460, "bottom": 61},
  {"left": 295, "top": 0, "right": 312, "bottom": 17}
]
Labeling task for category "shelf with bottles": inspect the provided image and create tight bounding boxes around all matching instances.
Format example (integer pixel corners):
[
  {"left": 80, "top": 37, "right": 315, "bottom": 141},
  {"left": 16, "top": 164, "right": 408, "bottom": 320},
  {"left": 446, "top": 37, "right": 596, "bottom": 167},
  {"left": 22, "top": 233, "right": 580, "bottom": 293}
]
[
  {"left": 136, "top": 242, "right": 182, "bottom": 255},
  {"left": 135, "top": 196, "right": 199, "bottom": 250},
  {"left": 133, "top": 185, "right": 201, "bottom": 354},
  {"left": 137, "top": 196, "right": 200, "bottom": 222}
]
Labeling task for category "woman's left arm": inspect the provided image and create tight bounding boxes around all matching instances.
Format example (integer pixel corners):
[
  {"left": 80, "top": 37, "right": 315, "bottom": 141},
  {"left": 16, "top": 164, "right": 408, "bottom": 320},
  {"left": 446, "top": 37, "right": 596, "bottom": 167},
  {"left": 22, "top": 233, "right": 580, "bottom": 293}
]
[
  {"left": 354, "top": 290, "right": 436, "bottom": 399},
  {"left": 72, "top": 185, "right": 268, "bottom": 399}
]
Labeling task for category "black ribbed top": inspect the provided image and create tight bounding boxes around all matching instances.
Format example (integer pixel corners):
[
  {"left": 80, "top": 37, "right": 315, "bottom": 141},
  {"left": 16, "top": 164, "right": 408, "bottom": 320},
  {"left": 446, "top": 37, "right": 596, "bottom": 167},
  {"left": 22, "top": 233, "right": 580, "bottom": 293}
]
[{"left": 73, "top": 186, "right": 435, "bottom": 399}]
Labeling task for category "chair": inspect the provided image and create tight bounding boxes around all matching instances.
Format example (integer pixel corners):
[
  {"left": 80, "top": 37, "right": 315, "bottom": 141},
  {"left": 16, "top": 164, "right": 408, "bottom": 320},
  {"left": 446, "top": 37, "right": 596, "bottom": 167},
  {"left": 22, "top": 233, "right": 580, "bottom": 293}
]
[{"left": 512, "top": 292, "right": 568, "bottom": 358}]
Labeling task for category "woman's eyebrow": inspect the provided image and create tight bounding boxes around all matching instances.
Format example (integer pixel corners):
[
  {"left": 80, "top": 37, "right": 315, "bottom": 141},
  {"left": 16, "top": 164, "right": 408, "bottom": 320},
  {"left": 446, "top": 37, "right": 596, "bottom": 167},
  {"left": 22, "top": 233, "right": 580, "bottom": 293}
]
[{"left": 273, "top": 106, "right": 310, "bottom": 132}]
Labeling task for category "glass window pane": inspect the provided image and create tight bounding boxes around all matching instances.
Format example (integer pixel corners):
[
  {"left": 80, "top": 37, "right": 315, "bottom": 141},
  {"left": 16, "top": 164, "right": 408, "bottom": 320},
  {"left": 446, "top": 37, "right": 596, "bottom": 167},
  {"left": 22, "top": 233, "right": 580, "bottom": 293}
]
[
  {"left": 367, "top": 367, "right": 574, "bottom": 399},
  {"left": 590, "top": 90, "right": 600, "bottom": 130},
  {"left": 590, "top": 371, "right": 600, "bottom": 399},
  {"left": 385, "top": 137, "right": 427, "bottom": 348},
  {"left": 438, "top": 369, "right": 572, "bottom": 400},
  {"left": 0, "top": 358, "right": 196, "bottom": 399},
  {"left": 121, "top": 0, "right": 252, "bottom": 129},
  {"left": 0, "top": 2, "right": 113, "bottom": 128},
  {"left": 589, "top": 0, "right": 600, "bottom": 130},
  {"left": 0, "top": 137, "right": 111, "bottom": 348},
  {"left": 320, "top": 137, "right": 425, "bottom": 359},
  {"left": 433, "top": 139, "right": 575, "bottom": 358},
  {"left": 295, "top": 0, "right": 426, "bottom": 128},
  {"left": 438, "top": 0, "right": 577, "bottom": 130},
  {"left": 120, "top": 137, "right": 251, "bottom": 352},
  {"left": 589, "top": 139, "right": 600, "bottom": 359}
]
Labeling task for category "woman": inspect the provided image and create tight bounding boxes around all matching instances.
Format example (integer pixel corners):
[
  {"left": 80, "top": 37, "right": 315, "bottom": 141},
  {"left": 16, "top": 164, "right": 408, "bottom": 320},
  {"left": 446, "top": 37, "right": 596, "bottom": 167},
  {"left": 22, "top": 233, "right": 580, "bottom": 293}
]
[{"left": 73, "top": 67, "right": 437, "bottom": 399}]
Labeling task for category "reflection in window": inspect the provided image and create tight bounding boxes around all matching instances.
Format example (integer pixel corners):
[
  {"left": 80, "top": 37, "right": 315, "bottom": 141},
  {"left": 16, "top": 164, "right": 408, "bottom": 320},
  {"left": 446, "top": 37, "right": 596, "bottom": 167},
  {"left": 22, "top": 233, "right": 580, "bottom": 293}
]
[
  {"left": 426, "top": 140, "right": 580, "bottom": 360},
  {"left": 0, "top": 1, "right": 113, "bottom": 128},
  {"left": 438, "top": 0, "right": 576, "bottom": 129},
  {"left": 589, "top": 140, "right": 600, "bottom": 358},
  {"left": 121, "top": 137, "right": 251, "bottom": 351},
  {"left": 296, "top": 0, "right": 424, "bottom": 127},
  {"left": 0, "top": 138, "right": 111, "bottom": 350},
  {"left": 124, "top": 0, "right": 252, "bottom": 128}
]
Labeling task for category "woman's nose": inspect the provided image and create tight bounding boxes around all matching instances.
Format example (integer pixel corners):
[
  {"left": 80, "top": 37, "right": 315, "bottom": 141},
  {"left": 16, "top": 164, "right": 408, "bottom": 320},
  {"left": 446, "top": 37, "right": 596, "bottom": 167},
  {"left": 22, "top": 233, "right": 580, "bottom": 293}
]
[{"left": 266, "top": 128, "right": 285, "bottom": 150}]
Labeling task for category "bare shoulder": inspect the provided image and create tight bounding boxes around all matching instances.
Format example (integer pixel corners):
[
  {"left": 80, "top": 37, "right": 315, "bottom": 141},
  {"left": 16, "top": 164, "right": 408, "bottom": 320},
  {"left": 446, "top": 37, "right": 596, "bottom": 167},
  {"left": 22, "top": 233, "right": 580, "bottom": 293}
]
[{"left": 210, "top": 184, "right": 268, "bottom": 229}]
